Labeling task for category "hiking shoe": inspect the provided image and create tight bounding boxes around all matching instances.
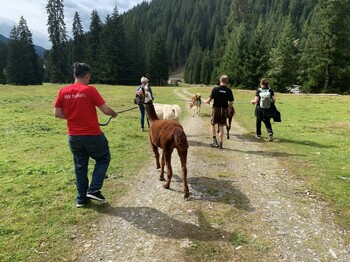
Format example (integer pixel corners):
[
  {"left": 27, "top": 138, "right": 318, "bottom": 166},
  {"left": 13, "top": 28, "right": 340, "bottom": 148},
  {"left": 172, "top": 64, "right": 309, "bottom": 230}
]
[
  {"left": 87, "top": 191, "right": 105, "bottom": 202},
  {"left": 210, "top": 141, "right": 219, "bottom": 148},
  {"left": 268, "top": 133, "right": 273, "bottom": 142},
  {"left": 218, "top": 142, "right": 223, "bottom": 149}
]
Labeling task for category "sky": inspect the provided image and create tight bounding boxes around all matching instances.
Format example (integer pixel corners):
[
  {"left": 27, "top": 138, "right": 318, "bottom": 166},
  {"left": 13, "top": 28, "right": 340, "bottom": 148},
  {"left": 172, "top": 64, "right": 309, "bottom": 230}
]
[{"left": 0, "top": 0, "right": 147, "bottom": 49}]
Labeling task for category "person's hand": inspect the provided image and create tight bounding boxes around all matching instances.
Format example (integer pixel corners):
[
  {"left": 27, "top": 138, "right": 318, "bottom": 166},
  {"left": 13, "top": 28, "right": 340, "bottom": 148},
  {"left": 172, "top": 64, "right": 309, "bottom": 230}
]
[
  {"left": 250, "top": 100, "right": 256, "bottom": 105},
  {"left": 112, "top": 111, "right": 118, "bottom": 118}
]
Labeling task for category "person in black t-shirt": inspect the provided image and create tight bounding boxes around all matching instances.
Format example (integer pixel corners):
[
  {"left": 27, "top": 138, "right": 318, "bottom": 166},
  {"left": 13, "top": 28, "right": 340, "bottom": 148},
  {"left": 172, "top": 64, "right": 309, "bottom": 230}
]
[{"left": 204, "top": 75, "right": 234, "bottom": 149}]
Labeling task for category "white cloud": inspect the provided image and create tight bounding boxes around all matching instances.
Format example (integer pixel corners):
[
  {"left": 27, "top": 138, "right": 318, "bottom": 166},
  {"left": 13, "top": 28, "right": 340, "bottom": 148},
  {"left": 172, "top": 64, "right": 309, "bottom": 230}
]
[{"left": 0, "top": 0, "right": 146, "bottom": 49}]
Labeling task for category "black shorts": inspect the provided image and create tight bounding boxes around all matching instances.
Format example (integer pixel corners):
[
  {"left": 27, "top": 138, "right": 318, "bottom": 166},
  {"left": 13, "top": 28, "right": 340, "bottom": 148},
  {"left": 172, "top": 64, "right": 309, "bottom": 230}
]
[{"left": 211, "top": 107, "right": 227, "bottom": 126}]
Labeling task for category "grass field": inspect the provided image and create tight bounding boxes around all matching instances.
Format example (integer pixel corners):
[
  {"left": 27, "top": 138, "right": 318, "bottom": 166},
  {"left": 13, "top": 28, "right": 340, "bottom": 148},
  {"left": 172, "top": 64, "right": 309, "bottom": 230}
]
[{"left": 0, "top": 83, "right": 349, "bottom": 261}]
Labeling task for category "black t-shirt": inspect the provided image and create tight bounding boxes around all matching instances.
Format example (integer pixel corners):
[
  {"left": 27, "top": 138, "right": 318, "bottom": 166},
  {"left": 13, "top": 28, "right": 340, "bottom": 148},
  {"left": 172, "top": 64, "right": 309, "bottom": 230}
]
[{"left": 210, "top": 85, "right": 234, "bottom": 108}]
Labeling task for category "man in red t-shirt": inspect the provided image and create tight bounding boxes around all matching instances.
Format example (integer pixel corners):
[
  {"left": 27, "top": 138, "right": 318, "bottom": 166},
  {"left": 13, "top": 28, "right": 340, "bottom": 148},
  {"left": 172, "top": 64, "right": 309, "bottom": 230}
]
[{"left": 54, "top": 62, "right": 118, "bottom": 207}]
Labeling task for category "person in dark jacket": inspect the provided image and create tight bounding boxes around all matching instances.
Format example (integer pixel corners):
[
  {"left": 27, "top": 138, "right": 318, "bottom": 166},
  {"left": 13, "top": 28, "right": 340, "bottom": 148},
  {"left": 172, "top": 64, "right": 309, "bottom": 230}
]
[{"left": 250, "top": 78, "right": 276, "bottom": 141}]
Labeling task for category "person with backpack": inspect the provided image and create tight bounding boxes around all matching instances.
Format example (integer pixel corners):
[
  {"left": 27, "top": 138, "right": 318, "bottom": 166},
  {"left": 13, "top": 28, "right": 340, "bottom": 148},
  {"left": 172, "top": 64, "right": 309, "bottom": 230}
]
[
  {"left": 250, "top": 78, "right": 276, "bottom": 141},
  {"left": 135, "top": 76, "right": 154, "bottom": 131}
]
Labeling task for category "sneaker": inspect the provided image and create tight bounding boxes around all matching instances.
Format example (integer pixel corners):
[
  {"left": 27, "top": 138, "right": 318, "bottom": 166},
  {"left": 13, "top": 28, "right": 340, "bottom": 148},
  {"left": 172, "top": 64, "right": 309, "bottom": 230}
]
[
  {"left": 210, "top": 141, "right": 219, "bottom": 148},
  {"left": 268, "top": 133, "right": 273, "bottom": 142},
  {"left": 256, "top": 135, "right": 262, "bottom": 140},
  {"left": 87, "top": 191, "right": 105, "bottom": 202},
  {"left": 76, "top": 199, "right": 91, "bottom": 208},
  {"left": 218, "top": 142, "right": 223, "bottom": 149},
  {"left": 141, "top": 128, "right": 145, "bottom": 132}
]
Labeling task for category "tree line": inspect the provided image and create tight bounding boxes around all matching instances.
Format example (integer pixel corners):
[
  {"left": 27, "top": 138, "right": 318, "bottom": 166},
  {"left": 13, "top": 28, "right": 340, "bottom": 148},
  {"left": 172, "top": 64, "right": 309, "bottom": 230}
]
[{"left": 0, "top": 0, "right": 349, "bottom": 93}]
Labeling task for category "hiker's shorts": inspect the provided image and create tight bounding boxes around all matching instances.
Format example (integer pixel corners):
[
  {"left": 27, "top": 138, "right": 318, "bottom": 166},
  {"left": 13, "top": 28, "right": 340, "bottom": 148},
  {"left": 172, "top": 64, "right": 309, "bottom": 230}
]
[{"left": 211, "top": 107, "right": 227, "bottom": 126}]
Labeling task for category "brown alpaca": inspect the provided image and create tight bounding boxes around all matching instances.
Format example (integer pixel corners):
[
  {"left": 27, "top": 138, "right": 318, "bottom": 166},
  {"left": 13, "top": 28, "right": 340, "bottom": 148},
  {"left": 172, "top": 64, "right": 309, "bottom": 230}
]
[
  {"left": 143, "top": 101, "right": 190, "bottom": 198},
  {"left": 226, "top": 104, "right": 235, "bottom": 139},
  {"left": 217, "top": 104, "right": 235, "bottom": 139},
  {"left": 189, "top": 94, "right": 201, "bottom": 117}
]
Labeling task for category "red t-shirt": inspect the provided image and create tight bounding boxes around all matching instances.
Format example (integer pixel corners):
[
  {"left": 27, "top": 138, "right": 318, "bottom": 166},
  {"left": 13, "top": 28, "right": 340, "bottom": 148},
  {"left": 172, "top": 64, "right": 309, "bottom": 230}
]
[{"left": 54, "top": 83, "right": 105, "bottom": 135}]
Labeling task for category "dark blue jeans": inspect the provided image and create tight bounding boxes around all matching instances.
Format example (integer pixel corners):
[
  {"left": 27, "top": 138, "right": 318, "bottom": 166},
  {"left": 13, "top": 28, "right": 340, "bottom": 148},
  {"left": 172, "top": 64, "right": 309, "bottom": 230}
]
[
  {"left": 68, "top": 133, "right": 111, "bottom": 204},
  {"left": 138, "top": 105, "right": 149, "bottom": 129}
]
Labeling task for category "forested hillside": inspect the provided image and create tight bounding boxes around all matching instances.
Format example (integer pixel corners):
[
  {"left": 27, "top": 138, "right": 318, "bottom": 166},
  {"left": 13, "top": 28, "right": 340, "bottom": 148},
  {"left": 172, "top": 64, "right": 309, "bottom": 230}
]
[
  {"left": 1, "top": 0, "right": 349, "bottom": 93},
  {"left": 123, "top": 0, "right": 350, "bottom": 93}
]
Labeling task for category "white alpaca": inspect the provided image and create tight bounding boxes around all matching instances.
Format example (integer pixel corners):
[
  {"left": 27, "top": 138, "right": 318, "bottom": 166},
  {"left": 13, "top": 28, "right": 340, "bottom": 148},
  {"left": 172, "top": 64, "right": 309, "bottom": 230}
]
[{"left": 153, "top": 103, "right": 182, "bottom": 122}]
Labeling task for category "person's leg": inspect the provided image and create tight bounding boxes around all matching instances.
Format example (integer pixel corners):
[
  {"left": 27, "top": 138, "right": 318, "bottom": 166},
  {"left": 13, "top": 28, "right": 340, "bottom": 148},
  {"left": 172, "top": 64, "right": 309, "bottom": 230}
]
[
  {"left": 210, "top": 108, "right": 218, "bottom": 147},
  {"left": 68, "top": 136, "right": 90, "bottom": 205},
  {"left": 263, "top": 118, "right": 273, "bottom": 141},
  {"left": 139, "top": 105, "right": 145, "bottom": 130},
  {"left": 256, "top": 118, "right": 262, "bottom": 138},
  {"left": 83, "top": 133, "right": 111, "bottom": 197}
]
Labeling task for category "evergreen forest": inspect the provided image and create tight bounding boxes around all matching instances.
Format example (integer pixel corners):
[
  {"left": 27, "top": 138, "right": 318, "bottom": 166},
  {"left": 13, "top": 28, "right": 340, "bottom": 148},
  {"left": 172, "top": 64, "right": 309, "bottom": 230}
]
[{"left": 0, "top": 0, "right": 349, "bottom": 93}]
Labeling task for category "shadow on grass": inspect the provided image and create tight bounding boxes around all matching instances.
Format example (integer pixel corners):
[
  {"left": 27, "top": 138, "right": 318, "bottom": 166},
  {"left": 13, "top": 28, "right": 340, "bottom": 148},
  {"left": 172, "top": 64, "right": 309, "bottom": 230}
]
[
  {"left": 277, "top": 138, "right": 335, "bottom": 148},
  {"left": 95, "top": 204, "right": 232, "bottom": 241}
]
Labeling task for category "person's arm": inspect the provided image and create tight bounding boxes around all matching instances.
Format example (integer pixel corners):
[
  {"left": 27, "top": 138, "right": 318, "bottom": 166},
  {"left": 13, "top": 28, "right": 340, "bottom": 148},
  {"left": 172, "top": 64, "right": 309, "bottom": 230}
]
[
  {"left": 54, "top": 107, "right": 66, "bottom": 119},
  {"left": 98, "top": 103, "right": 118, "bottom": 118},
  {"left": 250, "top": 96, "right": 259, "bottom": 105},
  {"left": 271, "top": 95, "right": 276, "bottom": 103},
  {"left": 204, "top": 97, "right": 212, "bottom": 104}
]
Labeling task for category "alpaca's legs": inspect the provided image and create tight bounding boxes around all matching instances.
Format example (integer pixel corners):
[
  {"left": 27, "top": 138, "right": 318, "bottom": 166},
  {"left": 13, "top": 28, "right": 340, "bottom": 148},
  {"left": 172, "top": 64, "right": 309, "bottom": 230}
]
[
  {"left": 159, "top": 152, "right": 166, "bottom": 181},
  {"left": 152, "top": 144, "right": 160, "bottom": 169},
  {"left": 227, "top": 116, "right": 232, "bottom": 139},
  {"left": 163, "top": 149, "right": 173, "bottom": 189},
  {"left": 179, "top": 150, "right": 189, "bottom": 198}
]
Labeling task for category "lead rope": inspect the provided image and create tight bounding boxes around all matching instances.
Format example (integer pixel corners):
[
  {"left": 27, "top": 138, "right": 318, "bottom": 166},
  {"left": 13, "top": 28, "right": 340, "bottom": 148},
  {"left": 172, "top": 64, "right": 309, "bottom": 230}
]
[{"left": 99, "top": 106, "right": 138, "bottom": 126}]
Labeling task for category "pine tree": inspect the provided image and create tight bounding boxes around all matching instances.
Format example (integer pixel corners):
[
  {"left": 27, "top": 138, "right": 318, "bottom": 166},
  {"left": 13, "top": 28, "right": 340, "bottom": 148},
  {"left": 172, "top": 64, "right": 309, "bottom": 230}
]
[
  {"left": 302, "top": 0, "right": 350, "bottom": 93},
  {"left": 221, "top": 23, "right": 249, "bottom": 87},
  {"left": 46, "top": 0, "right": 68, "bottom": 83},
  {"left": 146, "top": 29, "right": 169, "bottom": 86},
  {"left": 72, "top": 12, "right": 85, "bottom": 63},
  {"left": 268, "top": 17, "right": 300, "bottom": 92},
  {"left": 0, "top": 42, "right": 7, "bottom": 84},
  {"left": 125, "top": 21, "right": 146, "bottom": 85},
  {"left": 86, "top": 10, "right": 102, "bottom": 83},
  {"left": 184, "top": 44, "right": 199, "bottom": 84},
  {"left": 200, "top": 49, "right": 212, "bottom": 85},
  {"left": 6, "top": 17, "right": 42, "bottom": 85},
  {"left": 97, "top": 7, "right": 129, "bottom": 84}
]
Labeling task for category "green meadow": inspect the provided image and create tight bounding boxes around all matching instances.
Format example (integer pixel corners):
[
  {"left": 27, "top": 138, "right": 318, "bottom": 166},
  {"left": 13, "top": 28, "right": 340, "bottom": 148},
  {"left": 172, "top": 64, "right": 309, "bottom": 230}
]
[{"left": 0, "top": 84, "right": 349, "bottom": 261}]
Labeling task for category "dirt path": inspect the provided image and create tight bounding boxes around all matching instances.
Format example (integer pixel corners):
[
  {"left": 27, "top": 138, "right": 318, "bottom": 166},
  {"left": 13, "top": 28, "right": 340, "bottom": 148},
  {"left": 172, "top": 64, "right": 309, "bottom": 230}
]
[{"left": 76, "top": 88, "right": 349, "bottom": 262}]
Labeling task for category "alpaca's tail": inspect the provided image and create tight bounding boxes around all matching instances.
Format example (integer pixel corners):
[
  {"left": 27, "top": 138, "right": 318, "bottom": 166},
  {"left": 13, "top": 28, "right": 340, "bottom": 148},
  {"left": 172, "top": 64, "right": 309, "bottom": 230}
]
[{"left": 173, "top": 127, "right": 188, "bottom": 152}]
